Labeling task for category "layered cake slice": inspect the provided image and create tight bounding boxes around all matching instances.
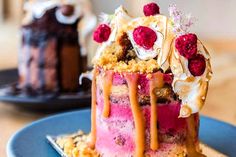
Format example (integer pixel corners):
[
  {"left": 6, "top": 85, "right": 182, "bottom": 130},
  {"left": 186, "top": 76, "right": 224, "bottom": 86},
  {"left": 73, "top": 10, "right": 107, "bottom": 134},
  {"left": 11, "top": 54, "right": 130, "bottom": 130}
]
[
  {"left": 89, "top": 3, "right": 212, "bottom": 157},
  {"left": 48, "top": 3, "right": 212, "bottom": 157},
  {"left": 17, "top": 0, "right": 93, "bottom": 95}
]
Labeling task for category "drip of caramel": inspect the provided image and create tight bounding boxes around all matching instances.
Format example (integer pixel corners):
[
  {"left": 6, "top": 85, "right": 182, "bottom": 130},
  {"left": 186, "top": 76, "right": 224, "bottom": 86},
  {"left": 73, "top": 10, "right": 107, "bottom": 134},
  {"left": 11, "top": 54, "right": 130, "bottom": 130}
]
[
  {"left": 149, "top": 72, "right": 164, "bottom": 150},
  {"left": 125, "top": 73, "right": 145, "bottom": 157},
  {"left": 90, "top": 68, "right": 98, "bottom": 148},
  {"left": 186, "top": 115, "right": 206, "bottom": 157},
  {"left": 102, "top": 71, "right": 114, "bottom": 117}
]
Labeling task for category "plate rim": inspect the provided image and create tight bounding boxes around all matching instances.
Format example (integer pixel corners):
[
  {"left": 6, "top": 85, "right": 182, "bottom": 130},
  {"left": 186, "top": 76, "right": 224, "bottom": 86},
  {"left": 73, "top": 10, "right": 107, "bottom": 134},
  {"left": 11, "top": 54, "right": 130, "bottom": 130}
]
[{"left": 7, "top": 109, "right": 236, "bottom": 157}]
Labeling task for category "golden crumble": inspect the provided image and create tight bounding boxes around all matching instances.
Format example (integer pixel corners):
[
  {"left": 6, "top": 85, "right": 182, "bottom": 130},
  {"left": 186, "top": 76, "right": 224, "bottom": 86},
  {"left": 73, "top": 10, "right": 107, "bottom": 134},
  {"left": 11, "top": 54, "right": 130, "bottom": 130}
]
[
  {"left": 95, "top": 56, "right": 159, "bottom": 74},
  {"left": 56, "top": 131, "right": 100, "bottom": 157}
]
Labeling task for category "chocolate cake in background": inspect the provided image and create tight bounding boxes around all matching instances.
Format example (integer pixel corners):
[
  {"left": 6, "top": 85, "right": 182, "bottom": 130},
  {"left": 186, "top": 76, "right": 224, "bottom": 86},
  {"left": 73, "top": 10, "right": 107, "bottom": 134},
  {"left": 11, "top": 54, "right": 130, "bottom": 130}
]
[{"left": 17, "top": 0, "right": 93, "bottom": 95}]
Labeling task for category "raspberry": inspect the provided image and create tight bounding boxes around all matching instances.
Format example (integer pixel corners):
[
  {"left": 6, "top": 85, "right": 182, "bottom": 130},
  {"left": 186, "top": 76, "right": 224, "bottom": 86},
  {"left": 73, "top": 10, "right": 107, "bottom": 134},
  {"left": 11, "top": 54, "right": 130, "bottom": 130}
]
[
  {"left": 175, "top": 33, "right": 198, "bottom": 59},
  {"left": 93, "top": 24, "right": 111, "bottom": 43},
  {"left": 133, "top": 26, "right": 157, "bottom": 50},
  {"left": 143, "top": 2, "right": 160, "bottom": 16},
  {"left": 188, "top": 54, "right": 206, "bottom": 76}
]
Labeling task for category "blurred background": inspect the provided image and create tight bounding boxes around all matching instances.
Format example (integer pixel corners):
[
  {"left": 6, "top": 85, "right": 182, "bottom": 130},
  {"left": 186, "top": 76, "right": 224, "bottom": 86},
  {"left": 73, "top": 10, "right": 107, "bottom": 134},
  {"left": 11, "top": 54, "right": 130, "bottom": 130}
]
[{"left": 0, "top": 0, "right": 235, "bottom": 156}]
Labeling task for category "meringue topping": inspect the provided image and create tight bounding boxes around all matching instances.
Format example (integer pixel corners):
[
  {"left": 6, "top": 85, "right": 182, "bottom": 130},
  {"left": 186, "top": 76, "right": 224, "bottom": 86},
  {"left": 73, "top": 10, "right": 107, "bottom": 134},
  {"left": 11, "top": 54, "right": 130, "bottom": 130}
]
[{"left": 170, "top": 41, "right": 212, "bottom": 117}]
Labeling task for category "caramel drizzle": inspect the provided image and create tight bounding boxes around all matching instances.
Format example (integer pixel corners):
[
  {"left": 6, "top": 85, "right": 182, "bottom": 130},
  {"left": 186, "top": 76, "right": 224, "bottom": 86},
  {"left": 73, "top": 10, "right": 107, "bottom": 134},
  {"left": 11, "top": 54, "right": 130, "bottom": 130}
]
[
  {"left": 102, "top": 71, "right": 114, "bottom": 118},
  {"left": 186, "top": 115, "right": 206, "bottom": 157},
  {"left": 90, "top": 68, "right": 98, "bottom": 148},
  {"left": 149, "top": 72, "right": 164, "bottom": 150},
  {"left": 125, "top": 73, "right": 145, "bottom": 157}
]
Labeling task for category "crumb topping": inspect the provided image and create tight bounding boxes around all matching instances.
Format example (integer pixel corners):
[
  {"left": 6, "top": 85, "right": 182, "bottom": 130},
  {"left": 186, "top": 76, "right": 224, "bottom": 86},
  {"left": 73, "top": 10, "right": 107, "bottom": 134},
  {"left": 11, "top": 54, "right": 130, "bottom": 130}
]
[
  {"left": 56, "top": 131, "right": 99, "bottom": 157},
  {"left": 96, "top": 57, "right": 159, "bottom": 74}
]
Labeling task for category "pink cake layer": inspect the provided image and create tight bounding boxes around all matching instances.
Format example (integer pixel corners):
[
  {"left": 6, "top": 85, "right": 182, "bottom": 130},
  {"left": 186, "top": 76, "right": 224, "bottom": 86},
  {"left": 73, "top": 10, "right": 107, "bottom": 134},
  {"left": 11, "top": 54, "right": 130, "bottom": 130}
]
[
  {"left": 112, "top": 71, "right": 173, "bottom": 86},
  {"left": 96, "top": 101, "right": 199, "bottom": 156},
  {"left": 95, "top": 71, "right": 199, "bottom": 157},
  {"left": 98, "top": 69, "right": 173, "bottom": 96}
]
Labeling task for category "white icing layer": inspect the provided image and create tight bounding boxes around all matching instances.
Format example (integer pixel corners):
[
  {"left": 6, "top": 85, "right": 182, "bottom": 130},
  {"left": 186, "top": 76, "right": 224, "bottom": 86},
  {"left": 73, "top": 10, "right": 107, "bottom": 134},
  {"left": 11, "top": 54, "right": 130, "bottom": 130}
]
[
  {"left": 79, "top": 71, "right": 93, "bottom": 85},
  {"left": 55, "top": 5, "right": 81, "bottom": 24},
  {"left": 24, "top": 0, "right": 58, "bottom": 19},
  {"left": 23, "top": 0, "right": 82, "bottom": 24}
]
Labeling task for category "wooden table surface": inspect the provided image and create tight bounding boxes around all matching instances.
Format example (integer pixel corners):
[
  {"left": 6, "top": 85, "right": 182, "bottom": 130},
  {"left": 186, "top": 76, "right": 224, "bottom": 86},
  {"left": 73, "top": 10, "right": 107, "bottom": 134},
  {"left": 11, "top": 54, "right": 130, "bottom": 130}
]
[{"left": 0, "top": 23, "right": 236, "bottom": 157}]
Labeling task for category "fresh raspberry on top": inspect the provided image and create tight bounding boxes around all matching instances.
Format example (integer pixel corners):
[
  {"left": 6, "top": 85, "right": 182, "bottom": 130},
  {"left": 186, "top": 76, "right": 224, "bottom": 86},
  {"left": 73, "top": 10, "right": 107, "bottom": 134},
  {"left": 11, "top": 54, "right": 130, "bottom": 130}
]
[
  {"left": 93, "top": 24, "right": 111, "bottom": 43},
  {"left": 133, "top": 26, "right": 157, "bottom": 50},
  {"left": 143, "top": 2, "right": 160, "bottom": 16},
  {"left": 188, "top": 54, "right": 206, "bottom": 76},
  {"left": 175, "top": 33, "right": 198, "bottom": 59}
]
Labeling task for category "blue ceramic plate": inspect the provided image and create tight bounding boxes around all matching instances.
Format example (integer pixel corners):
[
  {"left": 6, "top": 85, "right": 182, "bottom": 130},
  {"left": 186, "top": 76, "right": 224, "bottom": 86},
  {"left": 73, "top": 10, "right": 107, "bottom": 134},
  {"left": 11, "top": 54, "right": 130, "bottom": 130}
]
[{"left": 7, "top": 109, "right": 236, "bottom": 157}]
